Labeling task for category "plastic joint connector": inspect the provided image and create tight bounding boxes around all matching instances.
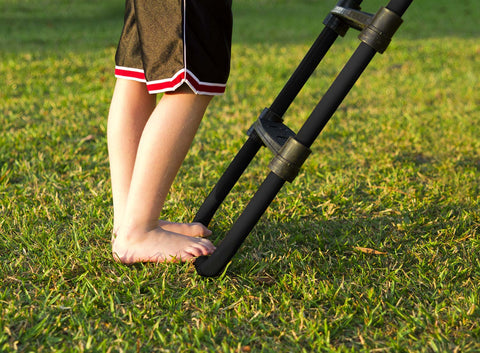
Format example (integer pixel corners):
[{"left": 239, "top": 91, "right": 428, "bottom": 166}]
[
  {"left": 248, "top": 108, "right": 295, "bottom": 154},
  {"left": 324, "top": 0, "right": 363, "bottom": 36},
  {"left": 269, "top": 137, "right": 312, "bottom": 183},
  {"left": 359, "top": 7, "right": 403, "bottom": 53},
  {"left": 329, "top": 6, "right": 373, "bottom": 32}
]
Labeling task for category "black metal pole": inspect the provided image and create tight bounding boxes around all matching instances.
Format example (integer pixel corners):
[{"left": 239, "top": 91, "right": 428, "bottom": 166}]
[
  {"left": 193, "top": 27, "right": 342, "bottom": 226},
  {"left": 193, "top": 133, "right": 263, "bottom": 226},
  {"left": 295, "top": 42, "right": 376, "bottom": 147},
  {"left": 269, "top": 0, "right": 366, "bottom": 116},
  {"left": 386, "top": 0, "right": 412, "bottom": 17},
  {"left": 269, "top": 27, "right": 340, "bottom": 116},
  {"left": 195, "top": 172, "right": 286, "bottom": 277},
  {"left": 194, "top": 0, "right": 414, "bottom": 277},
  {"left": 295, "top": 0, "right": 413, "bottom": 147}
]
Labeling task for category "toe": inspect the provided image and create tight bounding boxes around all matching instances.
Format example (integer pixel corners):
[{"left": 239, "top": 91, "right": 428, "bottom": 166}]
[
  {"left": 199, "top": 238, "right": 216, "bottom": 253},
  {"left": 184, "top": 246, "right": 204, "bottom": 258},
  {"left": 191, "top": 222, "right": 212, "bottom": 237}
]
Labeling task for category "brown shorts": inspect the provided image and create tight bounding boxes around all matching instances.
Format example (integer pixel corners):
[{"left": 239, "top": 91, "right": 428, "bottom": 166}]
[{"left": 115, "top": 0, "right": 233, "bottom": 95}]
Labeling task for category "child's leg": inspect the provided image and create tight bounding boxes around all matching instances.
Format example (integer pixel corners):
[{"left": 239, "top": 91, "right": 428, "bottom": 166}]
[
  {"left": 108, "top": 79, "right": 211, "bottom": 238},
  {"left": 111, "top": 84, "right": 216, "bottom": 263},
  {"left": 108, "top": 79, "right": 155, "bottom": 233}
]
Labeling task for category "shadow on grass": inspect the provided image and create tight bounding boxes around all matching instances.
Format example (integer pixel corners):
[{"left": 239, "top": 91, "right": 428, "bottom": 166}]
[{"left": 210, "top": 193, "right": 480, "bottom": 279}]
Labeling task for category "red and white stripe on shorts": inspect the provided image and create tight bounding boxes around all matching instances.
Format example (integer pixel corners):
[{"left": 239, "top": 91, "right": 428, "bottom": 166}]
[{"left": 115, "top": 66, "right": 226, "bottom": 96}]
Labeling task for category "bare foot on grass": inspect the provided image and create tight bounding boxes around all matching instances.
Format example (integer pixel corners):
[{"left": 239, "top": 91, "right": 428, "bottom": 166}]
[{"left": 112, "top": 226, "right": 216, "bottom": 264}]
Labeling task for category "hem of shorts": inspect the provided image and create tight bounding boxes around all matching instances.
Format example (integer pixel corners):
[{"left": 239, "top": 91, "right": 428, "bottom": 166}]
[
  {"left": 115, "top": 66, "right": 226, "bottom": 96},
  {"left": 115, "top": 66, "right": 147, "bottom": 83}
]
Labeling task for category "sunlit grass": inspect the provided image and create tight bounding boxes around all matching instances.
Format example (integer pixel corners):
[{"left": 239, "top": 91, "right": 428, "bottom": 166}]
[{"left": 1, "top": 0, "right": 479, "bottom": 351}]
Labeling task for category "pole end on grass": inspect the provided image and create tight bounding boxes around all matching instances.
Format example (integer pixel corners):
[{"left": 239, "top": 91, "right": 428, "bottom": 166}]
[{"left": 194, "top": 255, "right": 223, "bottom": 278}]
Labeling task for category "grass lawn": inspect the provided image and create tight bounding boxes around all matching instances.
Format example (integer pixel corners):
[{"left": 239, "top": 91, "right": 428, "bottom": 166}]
[{"left": 1, "top": 0, "right": 479, "bottom": 351}]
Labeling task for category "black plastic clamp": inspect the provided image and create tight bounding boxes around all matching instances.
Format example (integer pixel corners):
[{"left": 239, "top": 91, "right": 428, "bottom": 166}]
[
  {"left": 269, "top": 137, "right": 312, "bottom": 183},
  {"left": 359, "top": 7, "right": 403, "bottom": 53},
  {"left": 328, "top": 5, "right": 403, "bottom": 53},
  {"left": 323, "top": 0, "right": 363, "bottom": 37},
  {"left": 248, "top": 108, "right": 296, "bottom": 154},
  {"left": 329, "top": 6, "right": 373, "bottom": 32}
]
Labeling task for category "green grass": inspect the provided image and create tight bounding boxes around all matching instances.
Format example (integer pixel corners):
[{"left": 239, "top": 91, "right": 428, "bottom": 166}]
[{"left": 1, "top": 0, "right": 479, "bottom": 351}]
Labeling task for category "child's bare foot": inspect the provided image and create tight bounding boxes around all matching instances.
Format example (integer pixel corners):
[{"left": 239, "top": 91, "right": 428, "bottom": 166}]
[
  {"left": 157, "top": 220, "right": 212, "bottom": 237},
  {"left": 112, "top": 226, "right": 216, "bottom": 264}
]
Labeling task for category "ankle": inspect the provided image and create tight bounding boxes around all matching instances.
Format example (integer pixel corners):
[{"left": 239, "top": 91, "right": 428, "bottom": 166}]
[
  {"left": 114, "top": 223, "right": 148, "bottom": 244},
  {"left": 118, "top": 217, "right": 159, "bottom": 235}
]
